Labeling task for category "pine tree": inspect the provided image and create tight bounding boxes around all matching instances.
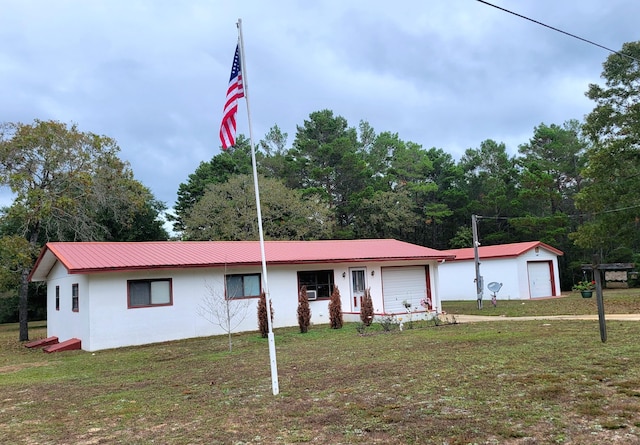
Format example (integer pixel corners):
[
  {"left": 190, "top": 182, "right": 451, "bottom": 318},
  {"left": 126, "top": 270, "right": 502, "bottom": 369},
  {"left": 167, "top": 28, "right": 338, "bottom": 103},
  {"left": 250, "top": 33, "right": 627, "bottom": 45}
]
[
  {"left": 360, "top": 288, "right": 374, "bottom": 326},
  {"left": 328, "top": 285, "right": 343, "bottom": 329},
  {"left": 257, "top": 291, "right": 274, "bottom": 338},
  {"left": 297, "top": 286, "right": 312, "bottom": 333}
]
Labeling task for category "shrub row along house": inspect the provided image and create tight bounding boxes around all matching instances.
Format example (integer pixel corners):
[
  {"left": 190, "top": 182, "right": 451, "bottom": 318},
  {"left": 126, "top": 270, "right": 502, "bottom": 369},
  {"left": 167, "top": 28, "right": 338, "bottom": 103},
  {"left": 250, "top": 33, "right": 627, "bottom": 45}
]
[{"left": 29, "top": 239, "right": 454, "bottom": 351}]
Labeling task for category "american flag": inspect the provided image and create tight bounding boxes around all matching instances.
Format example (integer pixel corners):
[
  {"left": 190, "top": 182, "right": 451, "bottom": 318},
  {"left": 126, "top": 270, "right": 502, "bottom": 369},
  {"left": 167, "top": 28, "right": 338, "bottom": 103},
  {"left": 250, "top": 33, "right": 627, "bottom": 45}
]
[{"left": 219, "top": 44, "right": 244, "bottom": 149}]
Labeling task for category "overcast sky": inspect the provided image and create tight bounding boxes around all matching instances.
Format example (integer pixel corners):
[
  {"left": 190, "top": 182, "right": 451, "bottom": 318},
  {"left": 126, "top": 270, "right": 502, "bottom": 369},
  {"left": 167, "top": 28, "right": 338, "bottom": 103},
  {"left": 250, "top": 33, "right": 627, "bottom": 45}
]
[{"left": 1, "top": 1, "right": 639, "bottom": 214}]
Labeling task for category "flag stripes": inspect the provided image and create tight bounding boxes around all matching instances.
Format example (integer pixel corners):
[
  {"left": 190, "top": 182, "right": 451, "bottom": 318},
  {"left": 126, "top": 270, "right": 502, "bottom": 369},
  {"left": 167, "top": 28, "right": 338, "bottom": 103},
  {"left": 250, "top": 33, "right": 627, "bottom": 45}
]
[{"left": 220, "top": 44, "right": 244, "bottom": 149}]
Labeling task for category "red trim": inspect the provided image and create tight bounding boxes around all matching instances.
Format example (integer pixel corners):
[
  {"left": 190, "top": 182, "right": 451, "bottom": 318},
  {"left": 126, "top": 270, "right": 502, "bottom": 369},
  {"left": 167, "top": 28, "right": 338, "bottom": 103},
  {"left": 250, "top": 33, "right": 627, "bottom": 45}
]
[
  {"left": 547, "top": 261, "right": 557, "bottom": 297},
  {"left": 424, "top": 265, "right": 433, "bottom": 311}
]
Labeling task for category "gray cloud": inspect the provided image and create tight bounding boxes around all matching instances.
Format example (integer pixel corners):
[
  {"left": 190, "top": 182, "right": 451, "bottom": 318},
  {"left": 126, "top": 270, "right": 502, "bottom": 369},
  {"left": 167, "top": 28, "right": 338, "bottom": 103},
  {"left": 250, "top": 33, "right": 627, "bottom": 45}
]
[{"left": 1, "top": 0, "right": 638, "bottom": 212}]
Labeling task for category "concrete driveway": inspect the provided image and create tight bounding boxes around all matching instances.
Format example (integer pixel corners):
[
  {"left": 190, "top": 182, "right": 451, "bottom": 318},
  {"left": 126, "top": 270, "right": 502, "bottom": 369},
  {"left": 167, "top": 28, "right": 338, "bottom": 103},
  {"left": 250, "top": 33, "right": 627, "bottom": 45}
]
[{"left": 453, "top": 314, "right": 640, "bottom": 323}]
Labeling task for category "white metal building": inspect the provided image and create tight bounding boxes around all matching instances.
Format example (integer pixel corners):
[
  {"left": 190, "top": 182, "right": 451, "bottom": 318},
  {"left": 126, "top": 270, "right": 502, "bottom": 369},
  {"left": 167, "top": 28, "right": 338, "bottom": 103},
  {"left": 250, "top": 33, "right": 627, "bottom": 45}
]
[{"left": 438, "top": 241, "right": 563, "bottom": 301}]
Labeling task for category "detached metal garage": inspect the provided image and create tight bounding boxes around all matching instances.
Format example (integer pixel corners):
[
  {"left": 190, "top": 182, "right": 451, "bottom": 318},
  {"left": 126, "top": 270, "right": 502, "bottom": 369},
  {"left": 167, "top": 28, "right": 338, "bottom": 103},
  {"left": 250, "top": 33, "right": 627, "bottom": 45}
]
[{"left": 438, "top": 241, "right": 563, "bottom": 301}]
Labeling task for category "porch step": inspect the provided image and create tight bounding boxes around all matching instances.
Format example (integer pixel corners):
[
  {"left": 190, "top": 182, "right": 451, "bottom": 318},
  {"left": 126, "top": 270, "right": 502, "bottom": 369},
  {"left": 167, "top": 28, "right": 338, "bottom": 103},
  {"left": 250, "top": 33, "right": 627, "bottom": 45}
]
[
  {"left": 25, "top": 336, "right": 59, "bottom": 349},
  {"left": 43, "top": 338, "right": 81, "bottom": 353}
]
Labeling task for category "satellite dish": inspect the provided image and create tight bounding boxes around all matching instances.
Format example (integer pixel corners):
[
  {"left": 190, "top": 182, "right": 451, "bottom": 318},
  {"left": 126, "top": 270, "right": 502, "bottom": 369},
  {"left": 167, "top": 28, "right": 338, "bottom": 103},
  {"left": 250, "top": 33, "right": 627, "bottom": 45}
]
[
  {"left": 487, "top": 282, "right": 502, "bottom": 307},
  {"left": 487, "top": 282, "right": 502, "bottom": 293}
]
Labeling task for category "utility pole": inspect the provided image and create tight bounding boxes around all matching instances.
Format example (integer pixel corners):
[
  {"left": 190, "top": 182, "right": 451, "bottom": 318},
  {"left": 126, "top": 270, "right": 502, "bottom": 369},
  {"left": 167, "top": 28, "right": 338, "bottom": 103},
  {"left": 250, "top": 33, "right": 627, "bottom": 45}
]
[{"left": 472, "top": 214, "right": 483, "bottom": 309}]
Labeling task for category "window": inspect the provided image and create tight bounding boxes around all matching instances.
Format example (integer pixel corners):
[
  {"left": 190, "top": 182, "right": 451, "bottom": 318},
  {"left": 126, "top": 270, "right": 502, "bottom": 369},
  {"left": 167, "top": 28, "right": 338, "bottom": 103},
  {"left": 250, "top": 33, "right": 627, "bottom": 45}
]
[
  {"left": 226, "top": 274, "right": 261, "bottom": 299},
  {"left": 55, "top": 286, "right": 60, "bottom": 311},
  {"left": 297, "top": 270, "right": 335, "bottom": 299},
  {"left": 72, "top": 283, "right": 79, "bottom": 312},
  {"left": 128, "top": 279, "right": 172, "bottom": 308}
]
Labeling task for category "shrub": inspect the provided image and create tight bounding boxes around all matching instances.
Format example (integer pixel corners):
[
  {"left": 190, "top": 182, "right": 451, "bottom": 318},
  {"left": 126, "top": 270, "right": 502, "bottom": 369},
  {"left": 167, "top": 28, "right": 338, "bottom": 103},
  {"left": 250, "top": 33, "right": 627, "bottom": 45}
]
[
  {"left": 360, "top": 287, "right": 374, "bottom": 326},
  {"left": 328, "top": 286, "right": 343, "bottom": 329},
  {"left": 257, "top": 291, "right": 274, "bottom": 338},
  {"left": 297, "top": 286, "right": 312, "bottom": 333},
  {"left": 378, "top": 314, "right": 400, "bottom": 332},
  {"left": 355, "top": 323, "right": 367, "bottom": 335}
]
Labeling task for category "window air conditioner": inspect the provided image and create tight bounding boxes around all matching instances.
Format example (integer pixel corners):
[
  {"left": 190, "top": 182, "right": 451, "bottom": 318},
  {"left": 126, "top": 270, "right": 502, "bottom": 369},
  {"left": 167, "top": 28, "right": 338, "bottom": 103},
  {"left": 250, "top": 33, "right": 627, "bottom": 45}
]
[{"left": 307, "top": 290, "right": 317, "bottom": 300}]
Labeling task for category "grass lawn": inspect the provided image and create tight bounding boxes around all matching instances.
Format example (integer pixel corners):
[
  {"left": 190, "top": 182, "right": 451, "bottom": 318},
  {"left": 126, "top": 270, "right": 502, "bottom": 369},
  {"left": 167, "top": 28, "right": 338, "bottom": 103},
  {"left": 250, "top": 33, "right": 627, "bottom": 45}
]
[
  {"left": 443, "top": 288, "right": 640, "bottom": 317},
  {"left": 1, "top": 290, "right": 640, "bottom": 444}
]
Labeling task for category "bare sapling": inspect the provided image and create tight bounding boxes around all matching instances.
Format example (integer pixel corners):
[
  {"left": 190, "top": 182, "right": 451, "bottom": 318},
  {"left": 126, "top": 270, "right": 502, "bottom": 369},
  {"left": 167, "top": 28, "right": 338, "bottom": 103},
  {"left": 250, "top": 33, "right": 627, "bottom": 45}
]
[{"left": 197, "top": 280, "right": 250, "bottom": 352}]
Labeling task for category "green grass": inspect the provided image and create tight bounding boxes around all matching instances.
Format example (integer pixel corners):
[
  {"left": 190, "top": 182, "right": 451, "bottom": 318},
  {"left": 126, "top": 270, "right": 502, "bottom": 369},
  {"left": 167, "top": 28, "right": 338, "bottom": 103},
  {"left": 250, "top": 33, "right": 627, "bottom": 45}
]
[
  {"left": 443, "top": 288, "right": 640, "bottom": 317},
  {"left": 1, "top": 291, "right": 640, "bottom": 444}
]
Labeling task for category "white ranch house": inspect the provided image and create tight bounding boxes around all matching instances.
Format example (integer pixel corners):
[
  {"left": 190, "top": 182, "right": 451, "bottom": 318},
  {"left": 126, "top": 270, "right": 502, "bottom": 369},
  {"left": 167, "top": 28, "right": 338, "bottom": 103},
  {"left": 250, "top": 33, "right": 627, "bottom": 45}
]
[
  {"left": 29, "top": 239, "right": 454, "bottom": 352},
  {"left": 438, "top": 241, "right": 563, "bottom": 301}
]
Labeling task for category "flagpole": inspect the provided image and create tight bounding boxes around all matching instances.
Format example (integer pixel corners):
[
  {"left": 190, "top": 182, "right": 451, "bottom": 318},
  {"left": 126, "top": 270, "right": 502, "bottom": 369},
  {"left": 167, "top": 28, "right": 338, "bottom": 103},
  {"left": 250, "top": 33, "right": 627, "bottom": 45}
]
[{"left": 236, "top": 18, "right": 279, "bottom": 396}]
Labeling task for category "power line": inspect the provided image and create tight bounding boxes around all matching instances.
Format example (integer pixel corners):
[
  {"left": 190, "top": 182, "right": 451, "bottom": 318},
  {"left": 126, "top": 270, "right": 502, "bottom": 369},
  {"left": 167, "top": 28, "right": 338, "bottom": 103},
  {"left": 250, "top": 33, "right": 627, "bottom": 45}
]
[
  {"left": 477, "top": 0, "right": 640, "bottom": 64},
  {"left": 476, "top": 203, "right": 640, "bottom": 223}
]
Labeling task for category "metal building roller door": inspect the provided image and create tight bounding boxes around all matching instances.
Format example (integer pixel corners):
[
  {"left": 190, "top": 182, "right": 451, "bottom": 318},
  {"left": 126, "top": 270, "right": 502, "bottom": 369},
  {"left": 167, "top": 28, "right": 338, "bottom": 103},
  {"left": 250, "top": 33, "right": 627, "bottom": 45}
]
[{"left": 381, "top": 266, "right": 428, "bottom": 314}]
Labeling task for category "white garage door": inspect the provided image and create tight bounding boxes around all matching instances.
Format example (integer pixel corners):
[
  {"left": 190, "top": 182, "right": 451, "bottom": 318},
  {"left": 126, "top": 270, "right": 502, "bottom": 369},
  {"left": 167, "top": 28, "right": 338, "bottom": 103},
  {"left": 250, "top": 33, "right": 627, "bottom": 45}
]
[
  {"left": 527, "top": 261, "right": 552, "bottom": 298},
  {"left": 381, "top": 266, "right": 428, "bottom": 314}
]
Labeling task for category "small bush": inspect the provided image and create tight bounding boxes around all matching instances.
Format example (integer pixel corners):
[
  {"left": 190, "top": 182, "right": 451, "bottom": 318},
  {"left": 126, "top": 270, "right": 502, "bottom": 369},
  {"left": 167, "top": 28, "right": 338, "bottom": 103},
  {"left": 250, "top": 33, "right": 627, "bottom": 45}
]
[
  {"left": 328, "top": 286, "right": 343, "bottom": 329},
  {"left": 360, "top": 288, "right": 374, "bottom": 326},
  {"left": 378, "top": 314, "right": 399, "bottom": 332},
  {"left": 297, "top": 286, "right": 312, "bottom": 333},
  {"left": 355, "top": 323, "right": 367, "bottom": 335},
  {"left": 257, "top": 291, "right": 274, "bottom": 338}
]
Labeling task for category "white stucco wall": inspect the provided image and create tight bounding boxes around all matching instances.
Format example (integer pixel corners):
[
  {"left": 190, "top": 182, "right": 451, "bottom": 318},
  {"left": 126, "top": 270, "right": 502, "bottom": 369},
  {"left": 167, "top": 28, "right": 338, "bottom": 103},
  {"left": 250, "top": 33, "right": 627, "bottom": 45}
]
[
  {"left": 46, "top": 261, "right": 90, "bottom": 345},
  {"left": 45, "top": 259, "right": 440, "bottom": 351}
]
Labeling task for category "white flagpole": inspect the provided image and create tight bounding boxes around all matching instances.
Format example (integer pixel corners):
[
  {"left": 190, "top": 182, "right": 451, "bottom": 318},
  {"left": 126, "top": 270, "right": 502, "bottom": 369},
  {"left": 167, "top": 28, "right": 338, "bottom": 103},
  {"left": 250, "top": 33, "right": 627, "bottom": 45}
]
[{"left": 236, "top": 18, "right": 279, "bottom": 396}]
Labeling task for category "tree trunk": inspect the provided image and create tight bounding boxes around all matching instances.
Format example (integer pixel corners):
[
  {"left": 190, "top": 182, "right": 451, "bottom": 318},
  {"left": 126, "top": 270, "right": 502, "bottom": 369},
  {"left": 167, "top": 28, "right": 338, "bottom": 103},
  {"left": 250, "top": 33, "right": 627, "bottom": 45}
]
[
  {"left": 19, "top": 227, "right": 40, "bottom": 342},
  {"left": 19, "top": 267, "right": 30, "bottom": 341}
]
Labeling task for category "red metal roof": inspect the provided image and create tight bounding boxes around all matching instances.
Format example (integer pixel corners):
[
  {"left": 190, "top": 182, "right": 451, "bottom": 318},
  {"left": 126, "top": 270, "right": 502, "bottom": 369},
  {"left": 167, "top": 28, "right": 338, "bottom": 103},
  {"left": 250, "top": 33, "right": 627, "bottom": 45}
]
[
  {"left": 30, "top": 239, "right": 454, "bottom": 281},
  {"left": 440, "top": 241, "right": 563, "bottom": 261}
]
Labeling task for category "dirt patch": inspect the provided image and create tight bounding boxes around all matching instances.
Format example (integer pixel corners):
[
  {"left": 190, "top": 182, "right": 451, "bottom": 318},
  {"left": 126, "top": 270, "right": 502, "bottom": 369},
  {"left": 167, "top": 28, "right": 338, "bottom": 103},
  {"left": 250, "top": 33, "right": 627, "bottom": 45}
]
[{"left": 0, "top": 361, "right": 49, "bottom": 374}]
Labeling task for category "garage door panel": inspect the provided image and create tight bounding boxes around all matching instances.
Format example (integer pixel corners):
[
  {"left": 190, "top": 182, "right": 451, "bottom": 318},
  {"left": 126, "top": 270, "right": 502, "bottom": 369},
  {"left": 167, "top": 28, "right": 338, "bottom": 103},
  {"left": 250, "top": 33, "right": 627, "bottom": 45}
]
[
  {"left": 528, "top": 261, "right": 552, "bottom": 298},
  {"left": 381, "top": 266, "right": 427, "bottom": 314}
]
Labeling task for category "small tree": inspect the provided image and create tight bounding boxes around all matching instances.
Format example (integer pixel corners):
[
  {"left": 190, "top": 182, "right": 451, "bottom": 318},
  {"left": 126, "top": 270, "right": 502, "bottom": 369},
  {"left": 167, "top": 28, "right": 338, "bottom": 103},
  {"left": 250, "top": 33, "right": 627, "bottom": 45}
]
[
  {"left": 297, "top": 286, "right": 312, "bottom": 333},
  {"left": 197, "top": 280, "right": 250, "bottom": 352},
  {"left": 257, "top": 291, "right": 274, "bottom": 338},
  {"left": 360, "top": 288, "right": 374, "bottom": 326},
  {"left": 328, "top": 285, "right": 343, "bottom": 329}
]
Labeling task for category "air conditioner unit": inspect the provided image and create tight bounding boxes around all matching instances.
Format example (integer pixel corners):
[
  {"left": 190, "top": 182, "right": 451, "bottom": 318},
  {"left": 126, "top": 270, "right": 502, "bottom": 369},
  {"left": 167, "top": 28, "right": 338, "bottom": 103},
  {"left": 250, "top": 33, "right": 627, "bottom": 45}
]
[{"left": 307, "top": 290, "right": 317, "bottom": 300}]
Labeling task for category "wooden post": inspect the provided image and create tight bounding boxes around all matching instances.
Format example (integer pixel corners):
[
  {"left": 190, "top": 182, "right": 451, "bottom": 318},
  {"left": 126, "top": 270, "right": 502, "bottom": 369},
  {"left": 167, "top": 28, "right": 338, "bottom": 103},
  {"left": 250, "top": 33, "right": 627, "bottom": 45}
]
[
  {"left": 581, "top": 260, "right": 635, "bottom": 343},
  {"left": 592, "top": 255, "right": 607, "bottom": 343}
]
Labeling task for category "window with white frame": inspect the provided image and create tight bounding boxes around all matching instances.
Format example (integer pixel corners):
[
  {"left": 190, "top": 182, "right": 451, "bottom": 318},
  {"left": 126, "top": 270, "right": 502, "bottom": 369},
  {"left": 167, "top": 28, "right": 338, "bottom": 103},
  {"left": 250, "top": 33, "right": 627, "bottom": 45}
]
[
  {"left": 128, "top": 279, "right": 172, "bottom": 308},
  {"left": 225, "top": 274, "right": 261, "bottom": 299}
]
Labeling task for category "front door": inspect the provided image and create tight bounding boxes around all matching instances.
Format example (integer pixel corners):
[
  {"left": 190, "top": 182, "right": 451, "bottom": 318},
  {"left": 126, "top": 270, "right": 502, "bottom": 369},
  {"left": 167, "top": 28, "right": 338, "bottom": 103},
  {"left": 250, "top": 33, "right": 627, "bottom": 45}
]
[{"left": 350, "top": 268, "right": 366, "bottom": 312}]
